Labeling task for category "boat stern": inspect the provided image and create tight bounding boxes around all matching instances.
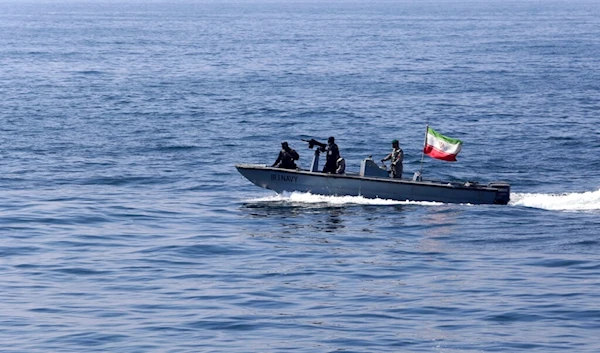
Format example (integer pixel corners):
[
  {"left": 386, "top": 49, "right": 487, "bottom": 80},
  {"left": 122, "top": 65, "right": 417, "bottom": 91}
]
[{"left": 488, "top": 182, "right": 511, "bottom": 205}]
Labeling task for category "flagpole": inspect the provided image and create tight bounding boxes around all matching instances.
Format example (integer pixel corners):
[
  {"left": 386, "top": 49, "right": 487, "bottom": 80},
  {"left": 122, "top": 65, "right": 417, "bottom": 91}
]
[{"left": 419, "top": 124, "right": 428, "bottom": 177}]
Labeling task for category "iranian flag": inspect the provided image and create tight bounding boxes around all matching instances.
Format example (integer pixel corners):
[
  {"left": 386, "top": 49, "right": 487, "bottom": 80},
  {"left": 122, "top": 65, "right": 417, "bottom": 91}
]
[{"left": 423, "top": 126, "right": 463, "bottom": 162}]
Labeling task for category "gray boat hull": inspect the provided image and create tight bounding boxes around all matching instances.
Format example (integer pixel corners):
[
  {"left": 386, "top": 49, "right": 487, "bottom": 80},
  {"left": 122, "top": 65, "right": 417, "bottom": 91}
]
[{"left": 236, "top": 164, "right": 510, "bottom": 205}]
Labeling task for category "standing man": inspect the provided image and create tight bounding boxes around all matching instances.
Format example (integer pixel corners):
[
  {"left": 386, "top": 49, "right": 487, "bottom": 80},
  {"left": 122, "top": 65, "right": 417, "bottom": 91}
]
[
  {"left": 272, "top": 141, "right": 300, "bottom": 170},
  {"left": 382, "top": 139, "right": 403, "bottom": 178},
  {"left": 321, "top": 136, "right": 340, "bottom": 174}
]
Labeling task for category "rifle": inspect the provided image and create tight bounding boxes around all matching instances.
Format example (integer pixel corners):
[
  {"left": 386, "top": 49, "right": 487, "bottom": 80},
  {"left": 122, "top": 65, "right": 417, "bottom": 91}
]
[{"left": 301, "top": 138, "right": 327, "bottom": 150}]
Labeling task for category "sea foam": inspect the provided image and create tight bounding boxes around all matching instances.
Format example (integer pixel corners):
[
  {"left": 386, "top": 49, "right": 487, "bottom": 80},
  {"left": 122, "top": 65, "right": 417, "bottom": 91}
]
[
  {"left": 510, "top": 189, "right": 600, "bottom": 211},
  {"left": 246, "top": 192, "right": 443, "bottom": 206}
]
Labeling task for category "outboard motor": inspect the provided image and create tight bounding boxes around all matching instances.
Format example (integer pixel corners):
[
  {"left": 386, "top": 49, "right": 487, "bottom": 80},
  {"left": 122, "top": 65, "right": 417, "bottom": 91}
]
[{"left": 488, "top": 182, "right": 510, "bottom": 205}]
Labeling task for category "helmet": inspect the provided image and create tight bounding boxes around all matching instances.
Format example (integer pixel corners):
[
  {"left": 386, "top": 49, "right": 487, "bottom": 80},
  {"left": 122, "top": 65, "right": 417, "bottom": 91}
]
[{"left": 391, "top": 139, "right": 399, "bottom": 144}]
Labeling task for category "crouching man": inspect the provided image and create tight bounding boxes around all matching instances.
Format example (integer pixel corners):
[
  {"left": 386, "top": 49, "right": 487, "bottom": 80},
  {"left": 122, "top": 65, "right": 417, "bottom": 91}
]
[{"left": 272, "top": 141, "right": 299, "bottom": 170}]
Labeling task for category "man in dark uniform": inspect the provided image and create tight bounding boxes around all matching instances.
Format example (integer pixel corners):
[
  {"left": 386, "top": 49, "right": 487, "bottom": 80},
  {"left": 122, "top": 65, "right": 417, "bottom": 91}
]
[
  {"left": 381, "top": 139, "right": 404, "bottom": 178},
  {"left": 272, "top": 141, "right": 299, "bottom": 170},
  {"left": 321, "top": 136, "right": 340, "bottom": 174}
]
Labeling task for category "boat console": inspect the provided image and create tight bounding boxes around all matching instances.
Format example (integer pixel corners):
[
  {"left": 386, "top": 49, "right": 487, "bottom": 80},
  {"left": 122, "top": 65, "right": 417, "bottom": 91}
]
[{"left": 360, "top": 158, "right": 389, "bottom": 178}]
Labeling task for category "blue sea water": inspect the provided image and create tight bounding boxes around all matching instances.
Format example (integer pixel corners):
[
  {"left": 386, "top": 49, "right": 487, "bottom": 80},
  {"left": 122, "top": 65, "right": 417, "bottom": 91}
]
[{"left": 1, "top": 1, "right": 600, "bottom": 352}]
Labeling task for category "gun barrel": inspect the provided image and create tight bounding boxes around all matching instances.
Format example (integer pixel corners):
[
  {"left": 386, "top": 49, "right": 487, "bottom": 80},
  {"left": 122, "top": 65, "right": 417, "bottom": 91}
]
[{"left": 302, "top": 138, "right": 326, "bottom": 149}]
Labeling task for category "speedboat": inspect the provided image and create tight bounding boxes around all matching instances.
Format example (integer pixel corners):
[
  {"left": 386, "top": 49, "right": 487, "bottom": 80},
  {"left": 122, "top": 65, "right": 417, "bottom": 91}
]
[{"left": 236, "top": 142, "right": 510, "bottom": 205}]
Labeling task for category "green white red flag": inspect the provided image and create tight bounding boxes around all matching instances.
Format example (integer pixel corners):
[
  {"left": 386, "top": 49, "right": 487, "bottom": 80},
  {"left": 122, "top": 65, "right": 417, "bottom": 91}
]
[{"left": 423, "top": 127, "right": 463, "bottom": 162}]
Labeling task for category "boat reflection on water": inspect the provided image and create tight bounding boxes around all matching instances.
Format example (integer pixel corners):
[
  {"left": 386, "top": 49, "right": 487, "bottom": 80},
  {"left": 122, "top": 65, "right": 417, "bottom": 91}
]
[
  {"left": 240, "top": 199, "right": 348, "bottom": 234},
  {"left": 239, "top": 192, "right": 412, "bottom": 236}
]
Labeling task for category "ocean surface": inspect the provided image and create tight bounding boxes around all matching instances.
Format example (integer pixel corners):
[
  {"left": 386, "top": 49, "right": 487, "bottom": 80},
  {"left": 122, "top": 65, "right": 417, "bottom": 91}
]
[{"left": 1, "top": 1, "right": 600, "bottom": 352}]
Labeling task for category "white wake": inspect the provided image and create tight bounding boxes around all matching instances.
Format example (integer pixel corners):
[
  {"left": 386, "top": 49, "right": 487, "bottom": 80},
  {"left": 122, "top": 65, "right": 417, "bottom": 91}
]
[
  {"left": 245, "top": 190, "right": 600, "bottom": 211},
  {"left": 510, "top": 189, "right": 600, "bottom": 211},
  {"left": 246, "top": 191, "right": 443, "bottom": 206}
]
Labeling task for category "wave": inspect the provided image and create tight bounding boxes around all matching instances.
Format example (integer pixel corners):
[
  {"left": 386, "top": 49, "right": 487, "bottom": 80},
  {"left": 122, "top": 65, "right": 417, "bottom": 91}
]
[
  {"left": 245, "top": 192, "right": 443, "bottom": 206},
  {"left": 510, "top": 189, "right": 600, "bottom": 211}
]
